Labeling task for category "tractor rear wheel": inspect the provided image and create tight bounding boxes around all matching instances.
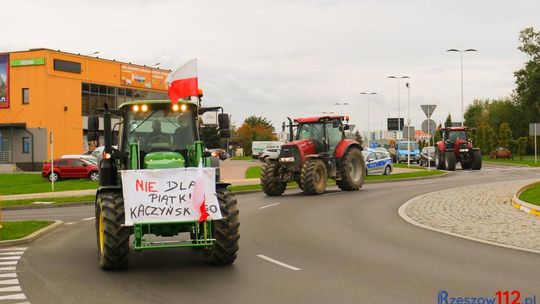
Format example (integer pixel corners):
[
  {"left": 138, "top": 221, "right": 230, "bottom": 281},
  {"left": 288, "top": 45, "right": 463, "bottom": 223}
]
[
  {"left": 206, "top": 188, "right": 240, "bottom": 265},
  {"left": 301, "top": 158, "right": 327, "bottom": 195},
  {"left": 96, "top": 192, "right": 129, "bottom": 270},
  {"left": 261, "top": 161, "right": 286, "bottom": 196},
  {"left": 445, "top": 153, "right": 456, "bottom": 171},
  {"left": 435, "top": 150, "right": 445, "bottom": 170},
  {"left": 471, "top": 150, "right": 482, "bottom": 170},
  {"left": 337, "top": 147, "right": 365, "bottom": 191}
]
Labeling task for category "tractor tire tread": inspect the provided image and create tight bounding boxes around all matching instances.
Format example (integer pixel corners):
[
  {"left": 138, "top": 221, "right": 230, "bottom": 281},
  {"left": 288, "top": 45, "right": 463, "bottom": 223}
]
[{"left": 206, "top": 188, "right": 240, "bottom": 265}]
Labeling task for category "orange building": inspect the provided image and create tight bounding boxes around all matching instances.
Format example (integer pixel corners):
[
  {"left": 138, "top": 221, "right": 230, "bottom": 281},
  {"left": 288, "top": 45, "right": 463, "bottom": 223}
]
[{"left": 0, "top": 48, "right": 169, "bottom": 170}]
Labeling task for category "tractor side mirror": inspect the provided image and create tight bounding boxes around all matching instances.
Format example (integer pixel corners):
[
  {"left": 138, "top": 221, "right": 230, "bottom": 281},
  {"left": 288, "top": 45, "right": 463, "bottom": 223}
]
[
  {"left": 87, "top": 114, "right": 99, "bottom": 141},
  {"left": 343, "top": 125, "right": 350, "bottom": 131},
  {"left": 218, "top": 113, "right": 230, "bottom": 130}
]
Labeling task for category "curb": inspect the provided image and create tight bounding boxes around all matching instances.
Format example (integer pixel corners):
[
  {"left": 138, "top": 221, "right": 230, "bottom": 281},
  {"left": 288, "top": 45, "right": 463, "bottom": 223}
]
[
  {"left": 0, "top": 220, "right": 64, "bottom": 247},
  {"left": 511, "top": 181, "right": 540, "bottom": 217}
]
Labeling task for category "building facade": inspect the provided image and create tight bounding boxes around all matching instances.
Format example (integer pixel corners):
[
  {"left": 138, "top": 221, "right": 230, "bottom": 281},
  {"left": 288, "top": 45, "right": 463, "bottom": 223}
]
[{"left": 0, "top": 49, "right": 169, "bottom": 170}]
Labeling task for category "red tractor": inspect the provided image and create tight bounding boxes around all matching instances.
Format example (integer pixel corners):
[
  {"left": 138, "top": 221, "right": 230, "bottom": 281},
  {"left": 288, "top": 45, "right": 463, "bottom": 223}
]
[
  {"left": 435, "top": 127, "right": 482, "bottom": 171},
  {"left": 261, "top": 115, "right": 366, "bottom": 195}
]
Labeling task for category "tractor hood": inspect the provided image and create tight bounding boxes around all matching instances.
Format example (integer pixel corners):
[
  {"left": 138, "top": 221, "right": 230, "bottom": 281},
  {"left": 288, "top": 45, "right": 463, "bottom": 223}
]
[
  {"left": 454, "top": 139, "right": 472, "bottom": 153},
  {"left": 144, "top": 151, "right": 186, "bottom": 169},
  {"left": 282, "top": 139, "right": 317, "bottom": 157}
]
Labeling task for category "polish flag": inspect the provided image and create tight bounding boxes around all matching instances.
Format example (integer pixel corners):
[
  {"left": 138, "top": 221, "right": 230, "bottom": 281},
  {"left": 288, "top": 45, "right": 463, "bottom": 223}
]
[
  {"left": 166, "top": 58, "right": 198, "bottom": 104},
  {"left": 191, "top": 161, "right": 210, "bottom": 223}
]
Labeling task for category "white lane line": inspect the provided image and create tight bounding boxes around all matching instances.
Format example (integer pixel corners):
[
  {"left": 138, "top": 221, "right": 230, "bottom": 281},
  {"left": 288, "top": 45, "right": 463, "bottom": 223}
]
[
  {"left": 0, "top": 273, "right": 16, "bottom": 278},
  {"left": 0, "top": 285, "right": 22, "bottom": 292},
  {"left": 0, "top": 293, "right": 26, "bottom": 300},
  {"left": 0, "top": 248, "right": 26, "bottom": 252},
  {"left": 82, "top": 217, "right": 95, "bottom": 221},
  {"left": 14, "top": 302, "right": 30, "bottom": 304},
  {"left": 65, "top": 222, "right": 76, "bottom": 225},
  {"left": 0, "top": 267, "right": 16, "bottom": 272},
  {"left": 257, "top": 254, "right": 301, "bottom": 271},
  {"left": 0, "top": 261, "right": 18, "bottom": 266},
  {"left": 259, "top": 203, "right": 280, "bottom": 210},
  {"left": 0, "top": 279, "right": 19, "bottom": 285},
  {"left": 0, "top": 256, "right": 21, "bottom": 261},
  {"left": 0, "top": 252, "right": 24, "bottom": 256}
]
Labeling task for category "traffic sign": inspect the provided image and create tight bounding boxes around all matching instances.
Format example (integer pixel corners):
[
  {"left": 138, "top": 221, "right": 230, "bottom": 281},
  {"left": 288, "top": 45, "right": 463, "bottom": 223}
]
[
  {"left": 529, "top": 123, "right": 540, "bottom": 136},
  {"left": 421, "top": 105, "right": 437, "bottom": 118},
  {"left": 387, "top": 118, "right": 404, "bottom": 131},
  {"left": 422, "top": 119, "right": 436, "bottom": 134}
]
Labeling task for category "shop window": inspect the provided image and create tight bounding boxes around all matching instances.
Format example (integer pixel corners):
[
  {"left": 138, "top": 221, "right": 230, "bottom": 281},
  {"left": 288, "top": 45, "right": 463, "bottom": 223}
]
[
  {"left": 22, "top": 137, "right": 30, "bottom": 154},
  {"left": 82, "top": 83, "right": 89, "bottom": 92},
  {"left": 90, "top": 84, "right": 99, "bottom": 93},
  {"left": 22, "top": 88, "right": 29, "bottom": 104}
]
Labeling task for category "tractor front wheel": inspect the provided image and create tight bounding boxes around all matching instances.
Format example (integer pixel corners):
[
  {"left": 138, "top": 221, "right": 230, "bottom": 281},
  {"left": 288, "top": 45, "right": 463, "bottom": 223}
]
[
  {"left": 471, "top": 150, "right": 482, "bottom": 170},
  {"left": 445, "top": 153, "right": 456, "bottom": 171},
  {"left": 435, "top": 150, "right": 445, "bottom": 170},
  {"left": 301, "top": 158, "right": 327, "bottom": 195},
  {"left": 337, "top": 147, "right": 365, "bottom": 191},
  {"left": 261, "top": 161, "right": 287, "bottom": 196},
  {"left": 96, "top": 192, "right": 129, "bottom": 270},
  {"left": 206, "top": 188, "right": 240, "bottom": 265}
]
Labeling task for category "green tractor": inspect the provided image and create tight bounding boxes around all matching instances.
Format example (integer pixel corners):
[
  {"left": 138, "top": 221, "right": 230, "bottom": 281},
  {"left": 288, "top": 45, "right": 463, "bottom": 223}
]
[{"left": 88, "top": 99, "right": 239, "bottom": 270}]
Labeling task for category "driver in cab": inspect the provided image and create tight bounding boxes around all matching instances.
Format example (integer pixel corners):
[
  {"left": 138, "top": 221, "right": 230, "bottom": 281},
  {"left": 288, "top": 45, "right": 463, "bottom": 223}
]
[{"left": 144, "top": 120, "right": 170, "bottom": 149}]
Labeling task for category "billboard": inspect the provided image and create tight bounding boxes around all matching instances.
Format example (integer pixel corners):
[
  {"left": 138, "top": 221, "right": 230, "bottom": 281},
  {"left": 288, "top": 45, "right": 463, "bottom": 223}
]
[
  {"left": 387, "top": 118, "right": 404, "bottom": 131},
  {"left": 121, "top": 65, "right": 169, "bottom": 91},
  {"left": 0, "top": 54, "right": 8, "bottom": 108}
]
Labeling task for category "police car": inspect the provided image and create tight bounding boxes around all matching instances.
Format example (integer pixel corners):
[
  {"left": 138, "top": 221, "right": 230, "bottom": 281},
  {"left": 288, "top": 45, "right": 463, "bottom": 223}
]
[{"left": 362, "top": 149, "right": 393, "bottom": 175}]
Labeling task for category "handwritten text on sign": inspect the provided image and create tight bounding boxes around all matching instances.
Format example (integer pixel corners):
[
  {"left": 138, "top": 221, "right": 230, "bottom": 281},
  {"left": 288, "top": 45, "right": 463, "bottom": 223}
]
[{"left": 121, "top": 168, "right": 222, "bottom": 226}]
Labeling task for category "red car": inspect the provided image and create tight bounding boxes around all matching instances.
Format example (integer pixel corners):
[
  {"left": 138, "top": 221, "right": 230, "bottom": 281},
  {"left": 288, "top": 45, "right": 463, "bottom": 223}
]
[
  {"left": 42, "top": 158, "right": 99, "bottom": 182},
  {"left": 490, "top": 147, "right": 512, "bottom": 159}
]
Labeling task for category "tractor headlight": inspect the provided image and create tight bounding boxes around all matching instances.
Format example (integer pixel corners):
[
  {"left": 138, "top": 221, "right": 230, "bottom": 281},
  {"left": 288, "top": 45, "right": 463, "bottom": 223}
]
[
  {"left": 459, "top": 149, "right": 469, "bottom": 152},
  {"left": 280, "top": 157, "right": 295, "bottom": 163}
]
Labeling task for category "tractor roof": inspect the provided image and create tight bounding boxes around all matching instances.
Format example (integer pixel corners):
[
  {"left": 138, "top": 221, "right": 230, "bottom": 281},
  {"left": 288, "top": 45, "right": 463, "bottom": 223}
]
[
  {"left": 118, "top": 99, "right": 197, "bottom": 109},
  {"left": 294, "top": 115, "right": 345, "bottom": 123}
]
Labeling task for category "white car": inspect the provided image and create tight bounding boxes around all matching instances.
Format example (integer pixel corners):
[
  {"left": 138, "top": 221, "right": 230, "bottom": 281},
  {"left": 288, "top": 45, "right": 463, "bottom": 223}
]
[
  {"left": 61, "top": 154, "right": 98, "bottom": 164},
  {"left": 258, "top": 147, "right": 281, "bottom": 161}
]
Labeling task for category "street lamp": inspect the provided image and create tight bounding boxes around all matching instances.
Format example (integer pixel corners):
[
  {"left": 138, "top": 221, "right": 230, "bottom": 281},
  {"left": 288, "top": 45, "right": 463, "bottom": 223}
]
[
  {"left": 446, "top": 48, "right": 477, "bottom": 127},
  {"left": 150, "top": 63, "right": 161, "bottom": 68},
  {"left": 405, "top": 82, "right": 412, "bottom": 167},
  {"left": 359, "top": 92, "right": 377, "bottom": 149},
  {"left": 84, "top": 51, "right": 100, "bottom": 56},
  {"left": 387, "top": 76, "right": 409, "bottom": 140},
  {"left": 334, "top": 102, "right": 349, "bottom": 115}
]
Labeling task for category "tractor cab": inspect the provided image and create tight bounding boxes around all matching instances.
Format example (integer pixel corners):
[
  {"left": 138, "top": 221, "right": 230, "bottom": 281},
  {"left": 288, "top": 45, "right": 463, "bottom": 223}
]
[
  {"left": 443, "top": 127, "right": 469, "bottom": 150},
  {"left": 289, "top": 115, "right": 350, "bottom": 156}
]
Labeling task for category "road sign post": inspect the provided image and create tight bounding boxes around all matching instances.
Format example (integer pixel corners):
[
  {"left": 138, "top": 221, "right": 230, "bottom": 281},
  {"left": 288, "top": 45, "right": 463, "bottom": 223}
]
[
  {"left": 421, "top": 105, "right": 437, "bottom": 170},
  {"left": 529, "top": 123, "right": 540, "bottom": 165}
]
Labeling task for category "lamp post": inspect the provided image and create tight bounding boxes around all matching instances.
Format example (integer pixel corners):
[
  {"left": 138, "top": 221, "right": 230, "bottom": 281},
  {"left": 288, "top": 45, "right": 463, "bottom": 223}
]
[
  {"left": 359, "top": 92, "right": 377, "bottom": 149},
  {"left": 334, "top": 102, "right": 349, "bottom": 115},
  {"left": 388, "top": 76, "right": 409, "bottom": 140},
  {"left": 446, "top": 48, "right": 477, "bottom": 127},
  {"left": 405, "top": 82, "right": 411, "bottom": 167},
  {"left": 84, "top": 51, "right": 100, "bottom": 56}
]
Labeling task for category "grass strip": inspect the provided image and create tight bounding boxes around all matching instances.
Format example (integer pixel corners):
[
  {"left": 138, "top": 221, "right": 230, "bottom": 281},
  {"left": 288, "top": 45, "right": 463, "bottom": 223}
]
[
  {"left": 0, "top": 221, "right": 54, "bottom": 241},
  {"left": 519, "top": 184, "right": 540, "bottom": 206},
  {"left": 0, "top": 174, "right": 98, "bottom": 195}
]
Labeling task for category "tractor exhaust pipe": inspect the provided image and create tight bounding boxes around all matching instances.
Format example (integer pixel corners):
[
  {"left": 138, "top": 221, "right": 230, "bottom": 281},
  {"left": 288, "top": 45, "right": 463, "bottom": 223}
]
[
  {"left": 287, "top": 117, "right": 294, "bottom": 142},
  {"left": 99, "top": 103, "right": 117, "bottom": 186}
]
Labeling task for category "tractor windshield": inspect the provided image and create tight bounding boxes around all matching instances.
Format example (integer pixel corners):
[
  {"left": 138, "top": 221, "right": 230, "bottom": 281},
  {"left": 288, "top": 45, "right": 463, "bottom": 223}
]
[
  {"left": 297, "top": 123, "right": 324, "bottom": 140},
  {"left": 125, "top": 103, "right": 197, "bottom": 154},
  {"left": 447, "top": 130, "right": 467, "bottom": 141}
]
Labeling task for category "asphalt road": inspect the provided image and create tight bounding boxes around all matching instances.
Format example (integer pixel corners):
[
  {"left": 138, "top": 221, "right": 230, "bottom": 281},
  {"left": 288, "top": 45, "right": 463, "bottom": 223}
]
[{"left": 4, "top": 164, "right": 540, "bottom": 303}]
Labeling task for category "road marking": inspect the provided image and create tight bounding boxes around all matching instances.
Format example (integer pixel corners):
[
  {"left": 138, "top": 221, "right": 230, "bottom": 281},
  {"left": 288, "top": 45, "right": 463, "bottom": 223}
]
[
  {"left": 0, "top": 257, "right": 20, "bottom": 261},
  {"left": 82, "top": 217, "right": 95, "bottom": 221},
  {"left": 0, "top": 293, "right": 26, "bottom": 300},
  {"left": 0, "top": 279, "right": 19, "bottom": 285},
  {"left": 65, "top": 222, "right": 76, "bottom": 225},
  {"left": 0, "top": 252, "right": 24, "bottom": 256},
  {"left": 0, "top": 267, "right": 16, "bottom": 272},
  {"left": 259, "top": 203, "right": 280, "bottom": 210},
  {"left": 0, "top": 248, "right": 26, "bottom": 252},
  {"left": 257, "top": 254, "right": 301, "bottom": 271},
  {"left": 0, "top": 274, "right": 16, "bottom": 278},
  {"left": 0, "top": 261, "right": 18, "bottom": 266},
  {"left": 0, "top": 285, "right": 22, "bottom": 292}
]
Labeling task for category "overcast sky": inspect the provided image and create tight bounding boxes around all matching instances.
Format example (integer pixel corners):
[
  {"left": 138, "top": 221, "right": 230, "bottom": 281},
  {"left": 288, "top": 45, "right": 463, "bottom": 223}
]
[{"left": 2, "top": 0, "right": 539, "bottom": 134}]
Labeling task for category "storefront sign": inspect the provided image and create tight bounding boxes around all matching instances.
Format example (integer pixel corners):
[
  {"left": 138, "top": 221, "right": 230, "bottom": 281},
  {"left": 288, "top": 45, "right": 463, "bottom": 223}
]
[
  {"left": 10, "top": 58, "right": 45, "bottom": 67},
  {"left": 0, "top": 54, "right": 9, "bottom": 108},
  {"left": 121, "top": 65, "right": 169, "bottom": 91}
]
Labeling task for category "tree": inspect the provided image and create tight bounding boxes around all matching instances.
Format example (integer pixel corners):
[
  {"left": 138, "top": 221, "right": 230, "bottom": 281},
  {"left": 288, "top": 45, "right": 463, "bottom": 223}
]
[
  {"left": 433, "top": 123, "right": 443, "bottom": 143},
  {"left": 354, "top": 130, "right": 364, "bottom": 147},
  {"left": 514, "top": 27, "right": 540, "bottom": 119},
  {"left": 498, "top": 122, "right": 513, "bottom": 148},
  {"left": 517, "top": 137, "right": 529, "bottom": 160},
  {"left": 237, "top": 116, "right": 276, "bottom": 155},
  {"left": 445, "top": 114, "right": 452, "bottom": 128}
]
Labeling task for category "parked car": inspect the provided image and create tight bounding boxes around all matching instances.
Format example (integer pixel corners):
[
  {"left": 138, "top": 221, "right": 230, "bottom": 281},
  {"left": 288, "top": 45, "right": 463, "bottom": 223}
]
[
  {"left": 362, "top": 150, "right": 393, "bottom": 175},
  {"left": 208, "top": 148, "right": 230, "bottom": 160},
  {"left": 42, "top": 157, "right": 99, "bottom": 182},
  {"left": 395, "top": 141, "right": 421, "bottom": 163},
  {"left": 495, "top": 147, "right": 512, "bottom": 159},
  {"left": 258, "top": 146, "right": 281, "bottom": 161},
  {"left": 61, "top": 154, "right": 98, "bottom": 164},
  {"left": 419, "top": 146, "right": 436, "bottom": 167}
]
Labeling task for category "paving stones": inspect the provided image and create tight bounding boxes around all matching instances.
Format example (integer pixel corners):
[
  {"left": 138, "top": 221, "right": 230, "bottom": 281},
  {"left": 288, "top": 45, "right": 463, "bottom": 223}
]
[{"left": 404, "top": 179, "right": 540, "bottom": 251}]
